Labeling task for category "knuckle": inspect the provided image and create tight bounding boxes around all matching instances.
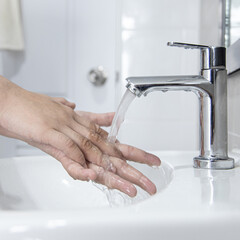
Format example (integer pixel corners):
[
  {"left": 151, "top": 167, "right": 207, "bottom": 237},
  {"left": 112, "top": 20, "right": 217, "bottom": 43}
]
[
  {"left": 66, "top": 162, "right": 87, "bottom": 181},
  {"left": 60, "top": 97, "right": 68, "bottom": 104},
  {"left": 94, "top": 124, "right": 102, "bottom": 134},
  {"left": 89, "top": 122, "right": 96, "bottom": 130},
  {"left": 105, "top": 113, "right": 113, "bottom": 125},
  {"left": 118, "top": 159, "right": 126, "bottom": 169},
  {"left": 40, "top": 129, "right": 52, "bottom": 144},
  {"left": 88, "top": 146, "right": 104, "bottom": 167},
  {"left": 66, "top": 162, "right": 77, "bottom": 180},
  {"left": 95, "top": 153, "right": 105, "bottom": 166},
  {"left": 115, "top": 149, "right": 124, "bottom": 159},
  {"left": 58, "top": 97, "right": 64, "bottom": 102},
  {"left": 114, "top": 158, "right": 126, "bottom": 171},
  {"left": 54, "top": 150, "right": 65, "bottom": 160},
  {"left": 65, "top": 105, "right": 74, "bottom": 115},
  {"left": 81, "top": 137, "right": 93, "bottom": 150},
  {"left": 65, "top": 137, "right": 77, "bottom": 151},
  {"left": 105, "top": 174, "right": 116, "bottom": 189},
  {"left": 114, "top": 143, "right": 125, "bottom": 159},
  {"left": 89, "top": 131, "right": 102, "bottom": 144},
  {"left": 97, "top": 166, "right": 105, "bottom": 177},
  {"left": 98, "top": 128, "right": 106, "bottom": 136},
  {"left": 90, "top": 122, "right": 102, "bottom": 135},
  {"left": 127, "top": 145, "right": 134, "bottom": 157}
]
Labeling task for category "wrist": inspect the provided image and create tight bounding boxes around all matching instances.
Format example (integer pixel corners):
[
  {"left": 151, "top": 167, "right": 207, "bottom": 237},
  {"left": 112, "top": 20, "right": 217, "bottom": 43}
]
[{"left": 0, "top": 75, "right": 17, "bottom": 117}]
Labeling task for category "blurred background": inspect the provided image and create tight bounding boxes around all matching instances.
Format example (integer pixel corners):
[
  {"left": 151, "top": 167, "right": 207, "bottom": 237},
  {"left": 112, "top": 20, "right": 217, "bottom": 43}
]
[{"left": 0, "top": 0, "right": 239, "bottom": 158}]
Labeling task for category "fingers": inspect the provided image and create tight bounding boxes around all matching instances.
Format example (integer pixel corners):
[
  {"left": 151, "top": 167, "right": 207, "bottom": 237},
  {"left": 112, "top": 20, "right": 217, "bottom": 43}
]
[
  {"left": 116, "top": 143, "right": 161, "bottom": 166},
  {"left": 54, "top": 97, "right": 76, "bottom": 109},
  {"left": 30, "top": 142, "right": 97, "bottom": 181},
  {"left": 71, "top": 120, "right": 123, "bottom": 159},
  {"left": 88, "top": 163, "right": 137, "bottom": 197},
  {"left": 110, "top": 157, "right": 157, "bottom": 195},
  {"left": 36, "top": 130, "right": 157, "bottom": 196},
  {"left": 62, "top": 127, "right": 117, "bottom": 172},
  {"left": 73, "top": 113, "right": 160, "bottom": 167},
  {"left": 75, "top": 111, "right": 114, "bottom": 127},
  {"left": 74, "top": 113, "right": 109, "bottom": 140},
  {"left": 87, "top": 153, "right": 157, "bottom": 196},
  {"left": 60, "top": 156, "right": 97, "bottom": 181},
  {"left": 42, "top": 129, "right": 87, "bottom": 167},
  {"left": 40, "top": 110, "right": 158, "bottom": 196}
]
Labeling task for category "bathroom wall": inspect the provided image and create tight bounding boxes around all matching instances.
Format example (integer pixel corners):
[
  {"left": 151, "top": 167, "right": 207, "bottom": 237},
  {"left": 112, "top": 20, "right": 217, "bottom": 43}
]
[
  {"left": 230, "top": 0, "right": 240, "bottom": 45},
  {"left": 228, "top": 71, "right": 240, "bottom": 154},
  {"left": 0, "top": 0, "right": 70, "bottom": 156},
  {"left": 115, "top": 0, "right": 222, "bottom": 152},
  {"left": 0, "top": 0, "right": 116, "bottom": 157},
  {"left": 227, "top": 0, "right": 240, "bottom": 156},
  {"left": 0, "top": 0, "right": 225, "bottom": 157},
  {"left": 69, "top": 0, "right": 116, "bottom": 113}
]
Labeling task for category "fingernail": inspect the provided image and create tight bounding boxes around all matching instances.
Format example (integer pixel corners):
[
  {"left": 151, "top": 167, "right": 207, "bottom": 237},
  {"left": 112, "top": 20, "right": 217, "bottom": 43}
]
[
  {"left": 140, "top": 176, "right": 157, "bottom": 195},
  {"left": 149, "top": 154, "right": 161, "bottom": 166},
  {"left": 125, "top": 185, "right": 137, "bottom": 198},
  {"left": 87, "top": 170, "right": 97, "bottom": 181}
]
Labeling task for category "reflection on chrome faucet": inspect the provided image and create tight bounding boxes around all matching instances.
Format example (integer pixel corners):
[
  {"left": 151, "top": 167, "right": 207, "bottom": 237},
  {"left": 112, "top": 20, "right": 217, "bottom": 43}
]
[
  {"left": 126, "top": 42, "right": 234, "bottom": 170},
  {"left": 194, "top": 169, "right": 231, "bottom": 206}
]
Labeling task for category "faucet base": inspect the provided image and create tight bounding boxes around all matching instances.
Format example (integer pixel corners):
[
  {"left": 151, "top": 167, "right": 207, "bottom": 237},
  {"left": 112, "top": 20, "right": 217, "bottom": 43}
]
[{"left": 193, "top": 157, "right": 235, "bottom": 170}]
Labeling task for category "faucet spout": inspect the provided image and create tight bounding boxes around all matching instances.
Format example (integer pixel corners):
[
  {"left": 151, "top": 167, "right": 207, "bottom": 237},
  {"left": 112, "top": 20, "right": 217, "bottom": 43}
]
[
  {"left": 125, "top": 42, "right": 234, "bottom": 170},
  {"left": 126, "top": 75, "right": 213, "bottom": 97}
]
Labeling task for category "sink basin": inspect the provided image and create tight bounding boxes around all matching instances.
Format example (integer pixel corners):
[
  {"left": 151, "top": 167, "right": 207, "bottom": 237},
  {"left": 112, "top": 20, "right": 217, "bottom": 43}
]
[
  {"left": 0, "top": 155, "right": 173, "bottom": 211},
  {"left": 0, "top": 151, "right": 240, "bottom": 240},
  {"left": 0, "top": 155, "right": 109, "bottom": 211}
]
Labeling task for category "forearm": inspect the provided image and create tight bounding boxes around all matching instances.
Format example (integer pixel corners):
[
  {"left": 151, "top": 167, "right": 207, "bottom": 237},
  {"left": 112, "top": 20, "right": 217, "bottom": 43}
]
[
  {"left": 0, "top": 76, "right": 20, "bottom": 138},
  {"left": 0, "top": 75, "right": 10, "bottom": 112},
  {"left": 0, "top": 75, "right": 23, "bottom": 114}
]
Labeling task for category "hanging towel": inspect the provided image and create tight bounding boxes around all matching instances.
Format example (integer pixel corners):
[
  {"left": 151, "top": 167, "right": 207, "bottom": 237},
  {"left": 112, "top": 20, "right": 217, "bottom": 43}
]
[{"left": 0, "top": 0, "right": 24, "bottom": 50}]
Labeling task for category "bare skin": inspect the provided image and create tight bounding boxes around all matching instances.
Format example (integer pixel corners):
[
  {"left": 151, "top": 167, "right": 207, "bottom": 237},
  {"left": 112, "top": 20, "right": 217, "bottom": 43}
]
[{"left": 0, "top": 76, "right": 161, "bottom": 197}]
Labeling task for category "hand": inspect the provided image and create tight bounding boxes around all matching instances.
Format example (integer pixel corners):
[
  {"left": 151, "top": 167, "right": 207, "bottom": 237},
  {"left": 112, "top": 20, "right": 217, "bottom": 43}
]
[
  {"left": 75, "top": 111, "right": 161, "bottom": 197},
  {"left": 0, "top": 76, "right": 161, "bottom": 197}
]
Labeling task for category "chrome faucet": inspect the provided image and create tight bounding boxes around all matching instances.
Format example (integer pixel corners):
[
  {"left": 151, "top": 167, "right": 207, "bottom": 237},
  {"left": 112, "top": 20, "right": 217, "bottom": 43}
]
[{"left": 126, "top": 42, "right": 234, "bottom": 169}]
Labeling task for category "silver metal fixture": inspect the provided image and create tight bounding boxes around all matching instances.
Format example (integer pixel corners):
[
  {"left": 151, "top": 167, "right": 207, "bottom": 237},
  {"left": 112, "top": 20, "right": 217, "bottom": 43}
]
[
  {"left": 88, "top": 66, "right": 107, "bottom": 86},
  {"left": 126, "top": 41, "right": 235, "bottom": 170}
]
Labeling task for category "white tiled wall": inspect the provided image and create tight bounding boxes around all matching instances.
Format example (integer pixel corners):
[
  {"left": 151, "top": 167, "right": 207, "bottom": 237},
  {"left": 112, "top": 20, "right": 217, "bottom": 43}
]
[
  {"left": 230, "top": 0, "right": 240, "bottom": 45},
  {"left": 0, "top": 0, "right": 117, "bottom": 157},
  {"left": 2, "top": 0, "right": 68, "bottom": 95},
  {"left": 227, "top": 0, "right": 240, "bottom": 155},
  {"left": 0, "top": 0, "right": 69, "bottom": 157},
  {"left": 71, "top": 0, "right": 116, "bottom": 113},
  {"left": 0, "top": 0, "right": 226, "bottom": 157},
  {"left": 115, "top": 0, "right": 202, "bottom": 151},
  {"left": 228, "top": 71, "right": 240, "bottom": 154}
]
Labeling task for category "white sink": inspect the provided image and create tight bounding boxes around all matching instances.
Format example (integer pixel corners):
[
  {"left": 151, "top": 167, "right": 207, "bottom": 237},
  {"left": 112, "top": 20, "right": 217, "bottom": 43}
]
[
  {"left": 0, "top": 151, "right": 240, "bottom": 240},
  {"left": 0, "top": 155, "right": 173, "bottom": 211}
]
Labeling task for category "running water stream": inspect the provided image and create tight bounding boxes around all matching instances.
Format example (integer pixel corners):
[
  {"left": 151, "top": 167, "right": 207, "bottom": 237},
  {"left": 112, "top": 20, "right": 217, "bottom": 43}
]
[
  {"left": 108, "top": 89, "right": 136, "bottom": 143},
  {"left": 93, "top": 89, "right": 169, "bottom": 206},
  {"left": 93, "top": 89, "right": 137, "bottom": 206}
]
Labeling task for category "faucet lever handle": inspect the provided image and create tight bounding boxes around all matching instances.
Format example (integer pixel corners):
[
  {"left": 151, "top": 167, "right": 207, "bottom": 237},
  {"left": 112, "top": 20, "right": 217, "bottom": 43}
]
[
  {"left": 167, "top": 41, "right": 226, "bottom": 70},
  {"left": 167, "top": 42, "right": 211, "bottom": 50}
]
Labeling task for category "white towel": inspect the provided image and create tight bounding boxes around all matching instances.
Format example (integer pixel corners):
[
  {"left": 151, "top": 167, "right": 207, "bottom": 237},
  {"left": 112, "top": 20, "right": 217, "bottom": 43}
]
[{"left": 0, "top": 0, "right": 24, "bottom": 50}]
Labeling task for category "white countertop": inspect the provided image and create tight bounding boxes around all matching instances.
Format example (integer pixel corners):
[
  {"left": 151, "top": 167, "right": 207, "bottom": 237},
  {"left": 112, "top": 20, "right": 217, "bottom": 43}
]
[{"left": 0, "top": 151, "right": 240, "bottom": 240}]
